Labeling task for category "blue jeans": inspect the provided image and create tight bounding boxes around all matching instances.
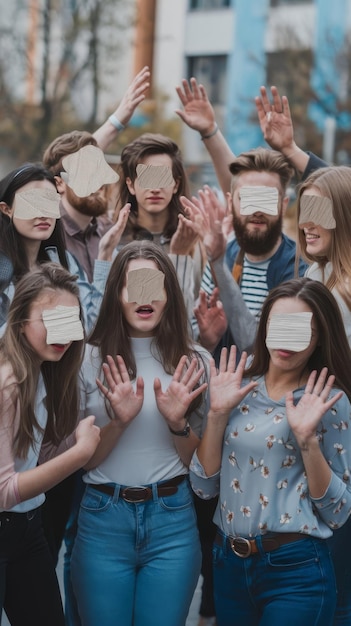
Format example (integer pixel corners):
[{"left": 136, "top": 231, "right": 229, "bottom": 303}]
[
  {"left": 213, "top": 530, "right": 337, "bottom": 626},
  {"left": 71, "top": 477, "right": 201, "bottom": 626}
]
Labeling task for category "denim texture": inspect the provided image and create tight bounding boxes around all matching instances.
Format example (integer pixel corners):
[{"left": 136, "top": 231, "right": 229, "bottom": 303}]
[
  {"left": 213, "top": 530, "right": 337, "bottom": 626},
  {"left": 71, "top": 477, "right": 201, "bottom": 626}
]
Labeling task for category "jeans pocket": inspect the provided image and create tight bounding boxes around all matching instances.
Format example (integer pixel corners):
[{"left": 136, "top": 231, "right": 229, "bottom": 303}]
[
  {"left": 80, "top": 486, "right": 113, "bottom": 512},
  {"left": 267, "top": 538, "right": 318, "bottom": 570},
  {"left": 159, "top": 481, "right": 194, "bottom": 511}
]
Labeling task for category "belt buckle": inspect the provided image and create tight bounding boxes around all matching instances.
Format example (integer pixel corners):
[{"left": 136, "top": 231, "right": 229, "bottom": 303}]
[
  {"left": 121, "top": 486, "right": 152, "bottom": 503},
  {"left": 230, "top": 536, "right": 252, "bottom": 558}
]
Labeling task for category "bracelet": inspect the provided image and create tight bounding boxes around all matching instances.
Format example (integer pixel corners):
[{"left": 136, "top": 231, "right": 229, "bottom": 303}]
[
  {"left": 108, "top": 114, "right": 125, "bottom": 131},
  {"left": 168, "top": 421, "right": 191, "bottom": 438},
  {"left": 200, "top": 123, "right": 219, "bottom": 140}
]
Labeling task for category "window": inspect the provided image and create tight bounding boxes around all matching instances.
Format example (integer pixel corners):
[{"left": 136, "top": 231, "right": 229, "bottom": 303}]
[
  {"left": 187, "top": 55, "right": 227, "bottom": 105},
  {"left": 189, "top": 0, "right": 230, "bottom": 10}
]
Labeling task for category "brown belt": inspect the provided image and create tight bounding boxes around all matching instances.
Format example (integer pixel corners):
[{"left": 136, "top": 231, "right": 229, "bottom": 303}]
[
  {"left": 215, "top": 531, "right": 307, "bottom": 559},
  {"left": 88, "top": 475, "right": 187, "bottom": 503}
]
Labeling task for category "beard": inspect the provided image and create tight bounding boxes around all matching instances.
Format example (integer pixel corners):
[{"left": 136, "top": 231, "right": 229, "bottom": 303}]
[
  {"left": 66, "top": 187, "right": 108, "bottom": 218},
  {"left": 232, "top": 213, "right": 283, "bottom": 256}
]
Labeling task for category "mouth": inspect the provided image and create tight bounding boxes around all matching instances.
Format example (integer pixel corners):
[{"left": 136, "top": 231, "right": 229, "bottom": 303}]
[
  {"left": 51, "top": 343, "right": 69, "bottom": 352},
  {"left": 135, "top": 305, "right": 154, "bottom": 317},
  {"left": 305, "top": 232, "right": 320, "bottom": 242}
]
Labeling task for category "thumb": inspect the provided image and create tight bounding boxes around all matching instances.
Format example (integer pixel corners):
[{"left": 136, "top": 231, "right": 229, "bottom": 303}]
[{"left": 153, "top": 377, "right": 162, "bottom": 396}]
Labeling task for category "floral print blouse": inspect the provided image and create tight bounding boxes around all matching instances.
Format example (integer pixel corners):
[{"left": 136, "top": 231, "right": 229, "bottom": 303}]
[{"left": 190, "top": 376, "right": 351, "bottom": 539}]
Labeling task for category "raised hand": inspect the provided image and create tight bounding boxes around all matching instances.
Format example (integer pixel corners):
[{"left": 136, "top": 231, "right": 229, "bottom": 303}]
[
  {"left": 286, "top": 368, "right": 343, "bottom": 450},
  {"left": 209, "top": 346, "right": 258, "bottom": 420},
  {"left": 175, "top": 77, "right": 217, "bottom": 136},
  {"left": 98, "top": 203, "right": 130, "bottom": 260},
  {"left": 169, "top": 212, "right": 202, "bottom": 256},
  {"left": 112, "top": 66, "right": 150, "bottom": 127},
  {"left": 194, "top": 289, "right": 227, "bottom": 352},
  {"left": 255, "top": 85, "right": 295, "bottom": 154},
  {"left": 154, "top": 355, "right": 208, "bottom": 429},
  {"left": 96, "top": 354, "right": 144, "bottom": 426}
]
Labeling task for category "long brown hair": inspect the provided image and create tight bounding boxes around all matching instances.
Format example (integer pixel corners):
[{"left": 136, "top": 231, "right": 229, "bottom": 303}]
[
  {"left": 89, "top": 241, "right": 206, "bottom": 414},
  {"left": 0, "top": 263, "right": 85, "bottom": 458},
  {"left": 246, "top": 277, "right": 351, "bottom": 400},
  {"left": 117, "top": 133, "right": 190, "bottom": 239},
  {"left": 296, "top": 166, "right": 351, "bottom": 310}
]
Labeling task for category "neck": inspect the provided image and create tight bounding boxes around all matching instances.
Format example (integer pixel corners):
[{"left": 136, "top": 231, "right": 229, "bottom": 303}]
[
  {"left": 137, "top": 208, "right": 168, "bottom": 234},
  {"left": 245, "top": 235, "right": 282, "bottom": 263},
  {"left": 24, "top": 239, "right": 42, "bottom": 270},
  {"left": 265, "top": 362, "right": 309, "bottom": 400},
  {"left": 61, "top": 198, "right": 93, "bottom": 231}
]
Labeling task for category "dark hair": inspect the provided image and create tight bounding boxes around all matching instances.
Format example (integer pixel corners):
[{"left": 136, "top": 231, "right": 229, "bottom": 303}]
[
  {"left": 0, "top": 163, "right": 68, "bottom": 281},
  {"left": 42, "top": 130, "right": 97, "bottom": 176},
  {"left": 246, "top": 277, "right": 351, "bottom": 400},
  {"left": 229, "top": 147, "right": 294, "bottom": 194},
  {"left": 89, "top": 240, "right": 205, "bottom": 415},
  {"left": 0, "top": 263, "right": 84, "bottom": 457},
  {"left": 118, "top": 133, "right": 189, "bottom": 239}
]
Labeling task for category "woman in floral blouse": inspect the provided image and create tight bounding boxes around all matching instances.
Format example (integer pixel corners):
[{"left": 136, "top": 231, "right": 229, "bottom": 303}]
[{"left": 190, "top": 277, "right": 351, "bottom": 626}]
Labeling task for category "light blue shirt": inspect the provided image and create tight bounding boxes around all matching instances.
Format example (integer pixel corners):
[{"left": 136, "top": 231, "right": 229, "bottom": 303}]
[{"left": 190, "top": 376, "right": 351, "bottom": 539}]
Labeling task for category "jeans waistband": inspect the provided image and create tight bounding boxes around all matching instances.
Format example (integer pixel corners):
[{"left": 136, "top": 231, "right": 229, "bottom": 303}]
[{"left": 87, "top": 474, "right": 187, "bottom": 503}]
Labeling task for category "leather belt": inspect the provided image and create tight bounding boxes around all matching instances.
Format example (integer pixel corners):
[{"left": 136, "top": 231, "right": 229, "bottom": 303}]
[
  {"left": 88, "top": 475, "right": 187, "bottom": 503},
  {"left": 215, "top": 531, "right": 306, "bottom": 558}
]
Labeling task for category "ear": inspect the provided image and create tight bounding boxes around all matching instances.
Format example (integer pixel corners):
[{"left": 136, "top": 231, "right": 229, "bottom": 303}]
[
  {"left": 126, "top": 177, "right": 136, "bottom": 196},
  {"left": 172, "top": 178, "right": 180, "bottom": 194},
  {"left": 54, "top": 175, "right": 66, "bottom": 195},
  {"left": 0, "top": 201, "right": 12, "bottom": 217}
]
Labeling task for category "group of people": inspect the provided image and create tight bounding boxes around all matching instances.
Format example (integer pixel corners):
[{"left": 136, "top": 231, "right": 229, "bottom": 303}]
[{"left": 1, "top": 64, "right": 351, "bottom": 626}]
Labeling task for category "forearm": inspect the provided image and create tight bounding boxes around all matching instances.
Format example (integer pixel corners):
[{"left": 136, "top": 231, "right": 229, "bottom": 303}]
[
  {"left": 171, "top": 429, "right": 200, "bottom": 467},
  {"left": 211, "top": 257, "right": 257, "bottom": 353},
  {"left": 280, "top": 142, "right": 309, "bottom": 175},
  {"left": 201, "top": 130, "right": 235, "bottom": 195},
  {"left": 93, "top": 119, "right": 120, "bottom": 152},
  {"left": 300, "top": 438, "right": 332, "bottom": 499},
  {"left": 197, "top": 410, "right": 228, "bottom": 476},
  {"left": 17, "top": 444, "right": 91, "bottom": 503}
]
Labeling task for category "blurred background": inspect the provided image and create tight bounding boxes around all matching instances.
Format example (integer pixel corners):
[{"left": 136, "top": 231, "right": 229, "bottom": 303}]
[{"left": 0, "top": 0, "right": 350, "bottom": 192}]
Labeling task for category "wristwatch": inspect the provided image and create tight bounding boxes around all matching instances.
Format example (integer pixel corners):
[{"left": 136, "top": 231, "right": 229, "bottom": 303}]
[{"left": 168, "top": 421, "right": 191, "bottom": 438}]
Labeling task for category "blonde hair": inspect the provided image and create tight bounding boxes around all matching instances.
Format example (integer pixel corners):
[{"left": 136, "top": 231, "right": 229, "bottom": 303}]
[
  {"left": 0, "top": 263, "right": 84, "bottom": 458},
  {"left": 296, "top": 166, "right": 351, "bottom": 310}
]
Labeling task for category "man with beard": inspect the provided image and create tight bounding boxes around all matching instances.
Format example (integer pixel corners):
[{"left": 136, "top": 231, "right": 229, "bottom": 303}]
[
  {"left": 194, "top": 148, "right": 308, "bottom": 358},
  {"left": 43, "top": 131, "right": 118, "bottom": 282}
]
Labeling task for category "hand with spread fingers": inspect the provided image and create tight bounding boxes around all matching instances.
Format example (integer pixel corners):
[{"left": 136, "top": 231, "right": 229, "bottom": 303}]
[
  {"left": 153, "top": 355, "right": 207, "bottom": 429},
  {"left": 175, "top": 77, "right": 217, "bottom": 136},
  {"left": 96, "top": 354, "right": 144, "bottom": 425},
  {"left": 286, "top": 368, "right": 343, "bottom": 450},
  {"left": 208, "top": 347, "right": 258, "bottom": 426},
  {"left": 194, "top": 289, "right": 228, "bottom": 353}
]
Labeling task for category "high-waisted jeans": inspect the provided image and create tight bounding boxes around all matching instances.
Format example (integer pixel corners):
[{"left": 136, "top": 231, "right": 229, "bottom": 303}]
[
  {"left": 71, "top": 477, "right": 201, "bottom": 626},
  {"left": 213, "top": 529, "right": 337, "bottom": 626}
]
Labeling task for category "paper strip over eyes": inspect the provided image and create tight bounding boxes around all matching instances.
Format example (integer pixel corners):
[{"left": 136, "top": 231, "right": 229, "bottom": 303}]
[
  {"left": 42, "top": 305, "right": 84, "bottom": 344},
  {"left": 136, "top": 164, "right": 175, "bottom": 189},
  {"left": 61, "top": 145, "right": 119, "bottom": 197},
  {"left": 299, "top": 195, "right": 336, "bottom": 229},
  {"left": 239, "top": 186, "right": 279, "bottom": 216},
  {"left": 13, "top": 188, "right": 61, "bottom": 219},
  {"left": 266, "top": 312, "right": 313, "bottom": 352},
  {"left": 126, "top": 268, "right": 165, "bottom": 304}
]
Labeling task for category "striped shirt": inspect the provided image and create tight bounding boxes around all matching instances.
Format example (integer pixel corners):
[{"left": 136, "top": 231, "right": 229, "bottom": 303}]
[{"left": 199, "top": 256, "right": 269, "bottom": 317}]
